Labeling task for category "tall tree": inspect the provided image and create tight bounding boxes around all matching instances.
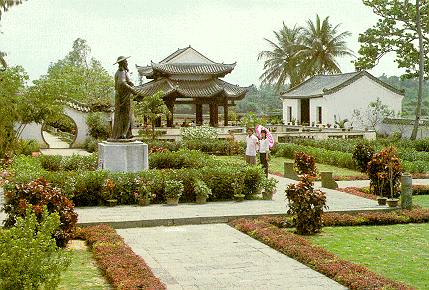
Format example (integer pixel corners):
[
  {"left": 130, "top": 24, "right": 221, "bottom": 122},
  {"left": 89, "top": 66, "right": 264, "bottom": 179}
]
[
  {"left": 354, "top": 0, "right": 428, "bottom": 140},
  {"left": 258, "top": 24, "right": 306, "bottom": 92},
  {"left": 36, "top": 38, "right": 115, "bottom": 107},
  {"left": 258, "top": 16, "right": 353, "bottom": 92},
  {"left": 299, "top": 15, "right": 354, "bottom": 76},
  {"left": 133, "top": 91, "right": 171, "bottom": 140}
]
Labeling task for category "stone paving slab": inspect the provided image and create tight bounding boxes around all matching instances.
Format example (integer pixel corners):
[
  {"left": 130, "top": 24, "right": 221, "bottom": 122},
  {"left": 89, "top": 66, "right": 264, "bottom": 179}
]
[{"left": 117, "top": 224, "right": 347, "bottom": 290}]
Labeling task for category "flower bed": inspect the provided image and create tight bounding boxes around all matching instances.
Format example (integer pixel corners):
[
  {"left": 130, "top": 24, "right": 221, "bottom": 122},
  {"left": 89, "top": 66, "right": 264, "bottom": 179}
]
[
  {"left": 229, "top": 214, "right": 421, "bottom": 290},
  {"left": 77, "top": 225, "right": 166, "bottom": 290}
]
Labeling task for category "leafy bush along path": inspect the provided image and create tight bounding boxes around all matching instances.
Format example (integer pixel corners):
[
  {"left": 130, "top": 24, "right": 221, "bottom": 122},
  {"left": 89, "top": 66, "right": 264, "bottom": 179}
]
[
  {"left": 77, "top": 225, "right": 166, "bottom": 290},
  {"left": 229, "top": 210, "right": 429, "bottom": 290}
]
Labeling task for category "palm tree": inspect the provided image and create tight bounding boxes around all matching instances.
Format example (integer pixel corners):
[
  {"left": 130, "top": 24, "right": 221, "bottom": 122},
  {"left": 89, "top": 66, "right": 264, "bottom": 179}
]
[
  {"left": 257, "top": 23, "right": 306, "bottom": 92},
  {"left": 299, "top": 15, "right": 354, "bottom": 76}
]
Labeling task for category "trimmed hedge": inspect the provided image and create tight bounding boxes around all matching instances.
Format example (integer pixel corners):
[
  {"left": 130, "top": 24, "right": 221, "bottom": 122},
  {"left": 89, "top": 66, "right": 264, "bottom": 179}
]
[{"left": 6, "top": 151, "right": 265, "bottom": 206}]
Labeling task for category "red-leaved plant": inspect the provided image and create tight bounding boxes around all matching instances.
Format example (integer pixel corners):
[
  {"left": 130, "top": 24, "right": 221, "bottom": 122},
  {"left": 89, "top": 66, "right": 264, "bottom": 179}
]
[
  {"left": 294, "top": 151, "right": 318, "bottom": 177},
  {"left": 78, "top": 225, "right": 166, "bottom": 290},
  {"left": 285, "top": 174, "right": 327, "bottom": 235},
  {"left": 3, "top": 177, "right": 78, "bottom": 247}
]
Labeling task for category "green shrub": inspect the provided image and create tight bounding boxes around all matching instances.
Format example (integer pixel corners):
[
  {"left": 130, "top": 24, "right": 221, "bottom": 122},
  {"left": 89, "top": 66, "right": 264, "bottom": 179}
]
[
  {"left": 194, "top": 179, "right": 212, "bottom": 198},
  {"left": 109, "top": 171, "right": 139, "bottom": 205},
  {"left": 84, "top": 138, "right": 102, "bottom": 153},
  {"left": 59, "top": 153, "right": 98, "bottom": 171},
  {"left": 86, "top": 112, "right": 110, "bottom": 140},
  {"left": 39, "top": 154, "right": 63, "bottom": 171},
  {"left": 242, "top": 165, "right": 265, "bottom": 195},
  {"left": 164, "top": 179, "right": 184, "bottom": 198},
  {"left": 3, "top": 177, "right": 78, "bottom": 247},
  {"left": 149, "top": 149, "right": 212, "bottom": 169},
  {"left": 352, "top": 143, "right": 375, "bottom": 173},
  {"left": 0, "top": 207, "right": 72, "bottom": 290},
  {"left": 180, "top": 124, "right": 218, "bottom": 140},
  {"left": 200, "top": 165, "right": 240, "bottom": 200},
  {"left": 285, "top": 174, "right": 327, "bottom": 235},
  {"left": 13, "top": 139, "right": 40, "bottom": 156},
  {"left": 72, "top": 170, "right": 108, "bottom": 206}
]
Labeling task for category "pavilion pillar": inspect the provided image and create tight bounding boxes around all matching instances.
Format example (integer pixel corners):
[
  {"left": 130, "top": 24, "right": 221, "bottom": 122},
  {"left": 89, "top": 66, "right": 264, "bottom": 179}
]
[
  {"left": 209, "top": 103, "right": 219, "bottom": 127},
  {"left": 166, "top": 100, "right": 174, "bottom": 127},
  {"left": 224, "top": 102, "right": 229, "bottom": 126},
  {"left": 196, "top": 103, "right": 203, "bottom": 125}
]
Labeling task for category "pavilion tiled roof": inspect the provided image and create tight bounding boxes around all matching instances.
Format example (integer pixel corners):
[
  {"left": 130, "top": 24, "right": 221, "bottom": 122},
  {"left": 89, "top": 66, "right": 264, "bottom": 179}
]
[
  {"left": 134, "top": 79, "right": 248, "bottom": 100},
  {"left": 136, "top": 62, "right": 236, "bottom": 78},
  {"left": 281, "top": 71, "right": 405, "bottom": 99}
]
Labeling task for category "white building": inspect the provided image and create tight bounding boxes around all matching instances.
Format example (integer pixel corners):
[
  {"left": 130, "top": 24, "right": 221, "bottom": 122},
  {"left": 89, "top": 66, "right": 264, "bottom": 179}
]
[{"left": 281, "top": 71, "right": 404, "bottom": 129}]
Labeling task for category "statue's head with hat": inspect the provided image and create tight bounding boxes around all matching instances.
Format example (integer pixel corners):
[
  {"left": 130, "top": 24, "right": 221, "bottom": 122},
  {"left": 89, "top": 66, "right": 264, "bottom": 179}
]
[{"left": 114, "top": 56, "right": 130, "bottom": 71}]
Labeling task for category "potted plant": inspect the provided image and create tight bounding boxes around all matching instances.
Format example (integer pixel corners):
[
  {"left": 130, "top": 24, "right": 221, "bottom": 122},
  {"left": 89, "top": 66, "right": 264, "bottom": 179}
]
[
  {"left": 375, "top": 172, "right": 387, "bottom": 205},
  {"left": 102, "top": 178, "right": 117, "bottom": 207},
  {"left": 194, "top": 179, "right": 211, "bottom": 204},
  {"left": 164, "top": 179, "right": 184, "bottom": 206},
  {"left": 386, "top": 151, "right": 400, "bottom": 207},
  {"left": 232, "top": 178, "right": 245, "bottom": 202},
  {"left": 262, "top": 177, "right": 278, "bottom": 200},
  {"left": 135, "top": 179, "right": 154, "bottom": 206}
]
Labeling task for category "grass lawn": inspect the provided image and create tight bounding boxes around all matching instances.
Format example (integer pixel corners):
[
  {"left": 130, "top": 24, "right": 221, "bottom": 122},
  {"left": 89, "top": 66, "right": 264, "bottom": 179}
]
[
  {"left": 216, "top": 155, "right": 362, "bottom": 177},
  {"left": 414, "top": 195, "right": 429, "bottom": 209},
  {"left": 307, "top": 224, "right": 429, "bottom": 289},
  {"left": 59, "top": 240, "right": 112, "bottom": 290}
]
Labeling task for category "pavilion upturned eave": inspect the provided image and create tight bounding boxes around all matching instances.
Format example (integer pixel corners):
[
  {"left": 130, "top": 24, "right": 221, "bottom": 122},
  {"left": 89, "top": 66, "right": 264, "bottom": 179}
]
[{"left": 134, "top": 78, "right": 248, "bottom": 101}]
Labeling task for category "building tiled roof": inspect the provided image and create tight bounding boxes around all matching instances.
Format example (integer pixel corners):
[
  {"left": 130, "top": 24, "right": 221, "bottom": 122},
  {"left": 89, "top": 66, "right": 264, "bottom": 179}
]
[
  {"left": 382, "top": 118, "right": 429, "bottom": 126},
  {"left": 281, "top": 71, "right": 405, "bottom": 99},
  {"left": 134, "top": 79, "right": 248, "bottom": 100}
]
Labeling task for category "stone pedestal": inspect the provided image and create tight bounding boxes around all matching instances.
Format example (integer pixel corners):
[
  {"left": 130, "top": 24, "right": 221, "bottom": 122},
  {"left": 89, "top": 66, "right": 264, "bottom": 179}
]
[
  {"left": 284, "top": 162, "right": 300, "bottom": 180},
  {"left": 401, "top": 173, "right": 413, "bottom": 210},
  {"left": 321, "top": 171, "right": 338, "bottom": 189},
  {"left": 98, "top": 141, "right": 148, "bottom": 173}
]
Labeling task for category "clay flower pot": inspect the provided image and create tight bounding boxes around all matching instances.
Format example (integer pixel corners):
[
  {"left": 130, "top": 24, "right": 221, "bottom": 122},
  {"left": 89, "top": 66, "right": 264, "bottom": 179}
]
[
  {"left": 262, "top": 191, "right": 273, "bottom": 200},
  {"left": 387, "top": 198, "right": 399, "bottom": 207},
  {"left": 195, "top": 196, "right": 207, "bottom": 204},
  {"left": 234, "top": 194, "right": 245, "bottom": 202},
  {"left": 138, "top": 198, "right": 150, "bottom": 206},
  {"left": 166, "top": 197, "right": 179, "bottom": 206},
  {"left": 107, "top": 199, "right": 117, "bottom": 207},
  {"left": 377, "top": 197, "right": 387, "bottom": 205}
]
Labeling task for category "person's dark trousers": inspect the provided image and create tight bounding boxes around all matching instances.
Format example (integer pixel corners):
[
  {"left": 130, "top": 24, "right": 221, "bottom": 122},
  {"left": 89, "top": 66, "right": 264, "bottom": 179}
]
[{"left": 260, "top": 153, "right": 268, "bottom": 178}]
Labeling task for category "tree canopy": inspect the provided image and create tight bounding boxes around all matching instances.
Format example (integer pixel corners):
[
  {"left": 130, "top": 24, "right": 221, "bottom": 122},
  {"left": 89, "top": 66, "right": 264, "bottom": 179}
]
[
  {"left": 35, "top": 38, "right": 115, "bottom": 109},
  {"left": 258, "top": 15, "right": 353, "bottom": 92},
  {"left": 354, "top": 0, "right": 428, "bottom": 80},
  {"left": 355, "top": 0, "right": 428, "bottom": 139}
]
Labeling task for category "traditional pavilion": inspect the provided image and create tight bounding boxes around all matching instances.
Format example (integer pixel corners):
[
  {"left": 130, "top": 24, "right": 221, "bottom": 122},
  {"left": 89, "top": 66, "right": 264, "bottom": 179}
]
[{"left": 134, "top": 46, "right": 248, "bottom": 127}]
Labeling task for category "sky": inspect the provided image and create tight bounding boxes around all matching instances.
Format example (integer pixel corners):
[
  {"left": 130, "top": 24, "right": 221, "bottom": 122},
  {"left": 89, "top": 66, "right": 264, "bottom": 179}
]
[{"left": 1, "top": 0, "right": 406, "bottom": 87}]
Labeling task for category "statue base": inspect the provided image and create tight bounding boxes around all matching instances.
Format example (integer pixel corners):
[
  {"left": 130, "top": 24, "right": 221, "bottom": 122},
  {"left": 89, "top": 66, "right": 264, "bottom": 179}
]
[{"left": 98, "top": 141, "right": 148, "bottom": 173}]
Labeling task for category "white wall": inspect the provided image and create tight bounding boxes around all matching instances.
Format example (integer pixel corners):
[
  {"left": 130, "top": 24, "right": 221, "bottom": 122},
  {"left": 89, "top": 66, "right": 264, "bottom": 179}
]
[
  {"left": 325, "top": 76, "right": 403, "bottom": 129},
  {"left": 282, "top": 98, "right": 299, "bottom": 123}
]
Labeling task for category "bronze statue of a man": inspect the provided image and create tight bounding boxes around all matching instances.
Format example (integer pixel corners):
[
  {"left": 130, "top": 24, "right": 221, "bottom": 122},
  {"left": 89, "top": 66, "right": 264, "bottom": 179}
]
[{"left": 111, "top": 56, "right": 138, "bottom": 140}]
